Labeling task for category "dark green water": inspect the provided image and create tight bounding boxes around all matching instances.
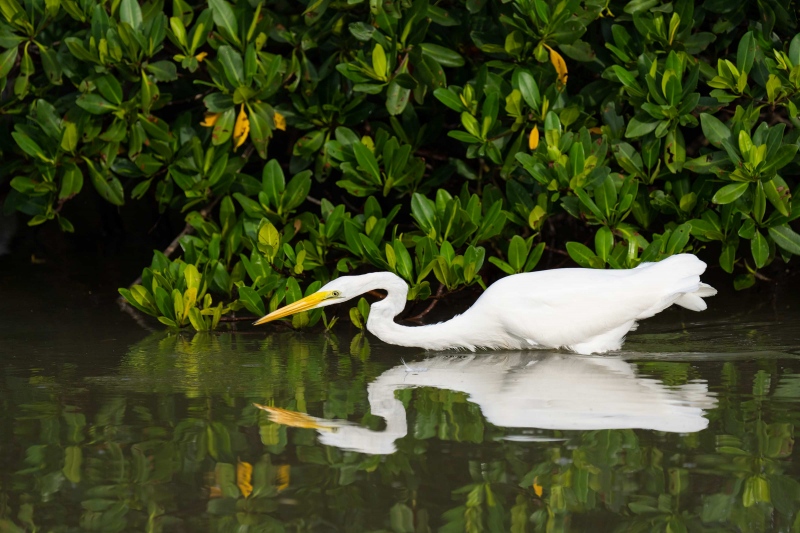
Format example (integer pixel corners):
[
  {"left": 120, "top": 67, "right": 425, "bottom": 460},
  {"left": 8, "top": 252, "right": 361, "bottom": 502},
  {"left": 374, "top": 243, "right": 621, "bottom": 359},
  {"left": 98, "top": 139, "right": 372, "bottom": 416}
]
[{"left": 2, "top": 271, "right": 800, "bottom": 532}]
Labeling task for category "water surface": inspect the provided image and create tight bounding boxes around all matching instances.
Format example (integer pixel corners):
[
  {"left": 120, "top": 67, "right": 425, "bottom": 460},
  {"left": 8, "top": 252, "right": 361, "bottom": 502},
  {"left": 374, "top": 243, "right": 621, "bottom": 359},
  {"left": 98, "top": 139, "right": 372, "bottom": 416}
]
[{"left": 2, "top": 275, "right": 800, "bottom": 532}]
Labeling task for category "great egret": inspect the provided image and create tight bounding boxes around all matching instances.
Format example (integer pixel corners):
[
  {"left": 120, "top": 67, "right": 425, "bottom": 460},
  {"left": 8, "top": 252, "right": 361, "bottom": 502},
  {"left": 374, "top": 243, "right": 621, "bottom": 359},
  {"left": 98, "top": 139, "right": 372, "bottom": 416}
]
[
  {"left": 254, "top": 253, "right": 716, "bottom": 354},
  {"left": 254, "top": 352, "right": 716, "bottom": 455}
]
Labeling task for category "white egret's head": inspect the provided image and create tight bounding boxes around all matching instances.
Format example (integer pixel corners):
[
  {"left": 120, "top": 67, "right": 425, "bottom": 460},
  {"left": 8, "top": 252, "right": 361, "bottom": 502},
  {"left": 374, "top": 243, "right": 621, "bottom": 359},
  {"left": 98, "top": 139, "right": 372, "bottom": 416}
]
[{"left": 253, "top": 276, "right": 362, "bottom": 325}]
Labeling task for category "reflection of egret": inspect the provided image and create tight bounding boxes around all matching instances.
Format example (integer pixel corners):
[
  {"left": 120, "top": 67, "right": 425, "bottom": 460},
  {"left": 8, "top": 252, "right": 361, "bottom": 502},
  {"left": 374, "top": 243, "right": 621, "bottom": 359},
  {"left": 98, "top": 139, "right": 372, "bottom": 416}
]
[
  {"left": 254, "top": 352, "right": 717, "bottom": 455},
  {"left": 255, "top": 254, "right": 715, "bottom": 354}
]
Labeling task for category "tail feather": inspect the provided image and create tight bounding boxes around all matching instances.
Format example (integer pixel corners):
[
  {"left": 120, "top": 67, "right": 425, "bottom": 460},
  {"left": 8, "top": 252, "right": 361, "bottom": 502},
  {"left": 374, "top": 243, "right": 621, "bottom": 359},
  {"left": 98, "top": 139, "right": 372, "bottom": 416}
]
[
  {"left": 674, "top": 293, "right": 708, "bottom": 311},
  {"left": 694, "top": 283, "right": 717, "bottom": 297},
  {"left": 636, "top": 254, "right": 716, "bottom": 316}
]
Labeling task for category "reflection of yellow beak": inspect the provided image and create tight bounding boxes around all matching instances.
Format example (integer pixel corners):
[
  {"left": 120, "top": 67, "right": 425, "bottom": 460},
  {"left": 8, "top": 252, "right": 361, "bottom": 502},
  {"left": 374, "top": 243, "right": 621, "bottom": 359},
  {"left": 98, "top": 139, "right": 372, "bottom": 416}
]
[
  {"left": 253, "top": 291, "right": 332, "bottom": 325},
  {"left": 253, "top": 404, "right": 335, "bottom": 432}
]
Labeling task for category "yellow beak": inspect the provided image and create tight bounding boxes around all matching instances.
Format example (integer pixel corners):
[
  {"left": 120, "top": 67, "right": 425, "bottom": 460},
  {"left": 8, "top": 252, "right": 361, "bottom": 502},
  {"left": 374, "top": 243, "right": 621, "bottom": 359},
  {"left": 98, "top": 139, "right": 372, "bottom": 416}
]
[{"left": 253, "top": 291, "right": 333, "bottom": 325}]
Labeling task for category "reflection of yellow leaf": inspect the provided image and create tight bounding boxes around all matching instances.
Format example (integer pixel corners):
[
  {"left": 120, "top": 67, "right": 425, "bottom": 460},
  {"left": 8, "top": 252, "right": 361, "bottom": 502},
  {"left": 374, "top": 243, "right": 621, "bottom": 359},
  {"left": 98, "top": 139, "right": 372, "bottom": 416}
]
[
  {"left": 533, "top": 476, "right": 543, "bottom": 497},
  {"left": 253, "top": 403, "right": 332, "bottom": 431},
  {"left": 276, "top": 464, "right": 290, "bottom": 492},
  {"left": 545, "top": 45, "right": 568, "bottom": 87},
  {"left": 63, "top": 446, "right": 82, "bottom": 483},
  {"left": 528, "top": 126, "right": 539, "bottom": 150},
  {"left": 195, "top": 51, "right": 208, "bottom": 62},
  {"left": 237, "top": 460, "right": 253, "bottom": 498},
  {"left": 273, "top": 111, "right": 286, "bottom": 131},
  {"left": 200, "top": 112, "right": 220, "bottom": 127},
  {"left": 233, "top": 105, "right": 250, "bottom": 150},
  {"left": 209, "top": 485, "right": 222, "bottom": 498}
]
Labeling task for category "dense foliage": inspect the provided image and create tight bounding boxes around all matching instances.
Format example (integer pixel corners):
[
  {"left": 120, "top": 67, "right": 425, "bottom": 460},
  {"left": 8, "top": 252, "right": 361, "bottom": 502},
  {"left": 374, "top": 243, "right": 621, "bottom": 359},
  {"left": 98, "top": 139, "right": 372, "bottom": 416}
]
[{"left": 2, "top": 0, "right": 800, "bottom": 329}]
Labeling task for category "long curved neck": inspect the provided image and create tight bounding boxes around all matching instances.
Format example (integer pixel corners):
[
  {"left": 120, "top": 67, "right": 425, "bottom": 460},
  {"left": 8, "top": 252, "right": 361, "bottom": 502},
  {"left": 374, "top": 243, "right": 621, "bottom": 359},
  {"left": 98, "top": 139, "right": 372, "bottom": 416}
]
[{"left": 361, "top": 273, "right": 479, "bottom": 351}]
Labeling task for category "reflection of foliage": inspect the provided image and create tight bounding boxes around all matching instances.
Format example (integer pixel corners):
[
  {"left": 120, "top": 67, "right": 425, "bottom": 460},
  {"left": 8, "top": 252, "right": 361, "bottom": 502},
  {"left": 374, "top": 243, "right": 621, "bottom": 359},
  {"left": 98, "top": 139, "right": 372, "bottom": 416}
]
[{"left": 2, "top": 333, "right": 800, "bottom": 532}]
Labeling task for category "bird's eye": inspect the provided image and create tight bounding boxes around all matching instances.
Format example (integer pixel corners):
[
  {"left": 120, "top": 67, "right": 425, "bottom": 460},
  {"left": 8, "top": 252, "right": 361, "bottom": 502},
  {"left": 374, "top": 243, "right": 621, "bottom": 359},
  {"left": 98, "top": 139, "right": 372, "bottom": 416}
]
[{"left": 331, "top": 291, "right": 341, "bottom": 298}]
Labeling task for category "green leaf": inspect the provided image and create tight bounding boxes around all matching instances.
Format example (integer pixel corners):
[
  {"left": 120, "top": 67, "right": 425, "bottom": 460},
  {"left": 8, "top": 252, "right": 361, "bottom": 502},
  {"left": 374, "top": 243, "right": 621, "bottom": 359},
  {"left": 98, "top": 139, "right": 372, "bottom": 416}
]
[
  {"left": 507, "top": 235, "right": 529, "bottom": 272},
  {"left": 84, "top": 158, "right": 124, "bottom": 206},
  {"left": 736, "top": 31, "right": 756, "bottom": 74},
  {"left": 386, "top": 81, "right": 410, "bottom": 116},
  {"left": 95, "top": 75, "right": 123, "bottom": 105},
  {"left": 595, "top": 226, "right": 613, "bottom": 261},
  {"left": 712, "top": 182, "right": 749, "bottom": 205},
  {"left": 352, "top": 142, "right": 381, "bottom": 184},
  {"left": 764, "top": 176, "right": 790, "bottom": 217},
  {"left": 372, "top": 43, "right": 387, "bottom": 79},
  {"left": 790, "top": 33, "right": 800, "bottom": 66},
  {"left": 119, "top": 0, "right": 143, "bottom": 29},
  {"left": 146, "top": 60, "right": 178, "bottom": 82},
  {"left": 238, "top": 286, "right": 265, "bottom": 316},
  {"left": 282, "top": 170, "right": 311, "bottom": 212},
  {"left": 666, "top": 223, "right": 691, "bottom": 255},
  {"left": 59, "top": 163, "right": 83, "bottom": 199},
  {"left": 433, "top": 88, "right": 465, "bottom": 111},
  {"left": 769, "top": 225, "right": 800, "bottom": 255},
  {"left": 411, "top": 192, "right": 437, "bottom": 235},
  {"left": 488, "top": 257, "right": 516, "bottom": 275},
  {"left": 209, "top": 0, "right": 239, "bottom": 43},
  {"left": 11, "top": 131, "right": 48, "bottom": 161},
  {"left": 566, "top": 241, "right": 601, "bottom": 268},
  {"left": 719, "top": 241, "right": 736, "bottom": 273},
  {"left": 625, "top": 116, "right": 659, "bottom": 138},
  {"left": 594, "top": 175, "right": 618, "bottom": 220},
  {"left": 700, "top": 113, "right": 731, "bottom": 148},
  {"left": 574, "top": 187, "right": 605, "bottom": 221},
  {"left": 524, "top": 242, "right": 545, "bottom": 271},
  {"left": 762, "top": 145, "right": 798, "bottom": 175},
  {"left": 0, "top": 46, "right": 18, "bottom": 78},
  {"left": 734, "top": 273, "right": 755, "bottom": 290},
  {"left": 212, "top": 107, "right": 236, "bottom": 145},
  {"left": 218, "top": 45, "right": 244, "bottom": 86},
  {"left": 420, "top": 43, "right": 464, "bottom": 67},
  {"left": 751, "top": 230, "right": 769, "bottom": 268},
  {"left": 514, "top": 69, "right": 540, "bottom": 110},
  {"left": 262, "top": 159, "right": 285, "bottom": 208},
  {"left": 76, "top": 94, "right": 116, "bottom": 114}
]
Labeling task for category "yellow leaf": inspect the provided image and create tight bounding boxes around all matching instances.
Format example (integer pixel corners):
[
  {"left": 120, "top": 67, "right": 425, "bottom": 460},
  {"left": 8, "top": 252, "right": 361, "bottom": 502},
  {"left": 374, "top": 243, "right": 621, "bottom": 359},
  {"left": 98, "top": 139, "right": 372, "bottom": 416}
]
[
  {"left": 533, "top": 476, "right": 543, "bottom": 497},
  {"left": 236, "top": 460, "right": 253, "bottom": 498},
  {"left": 233, "top": 105, "right": 250, "bottom": 150},
  {"left": 528, "top": 126, "right": 539, "bottom": 150},
  {"left": 200, "top": 112, "right": 220, "bottom": 127},
  {"left": 276, "top": 464, "right": 291, "bottom": 492},
  {"left": 545, "top": 44, "right": 568, "bottom": 87},
  {"left": 273, "top": 111, "right": 286, "bottom": 131},
  {"left": 588, "top": 126, "right": 603, "bottom": 134},
  {"left": 195, "top": 51, "right": 208, "bottom": 62}
]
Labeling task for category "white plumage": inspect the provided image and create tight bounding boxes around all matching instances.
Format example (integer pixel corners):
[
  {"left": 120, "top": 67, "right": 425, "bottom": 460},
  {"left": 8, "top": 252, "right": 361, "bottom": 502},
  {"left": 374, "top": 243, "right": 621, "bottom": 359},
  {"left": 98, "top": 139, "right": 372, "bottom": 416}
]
[
  {"left": 255, "top": 253, "right": 716, "bottom": 355},
  {"left": 255, "top": 352, "right": 716, "bottom": 455}
]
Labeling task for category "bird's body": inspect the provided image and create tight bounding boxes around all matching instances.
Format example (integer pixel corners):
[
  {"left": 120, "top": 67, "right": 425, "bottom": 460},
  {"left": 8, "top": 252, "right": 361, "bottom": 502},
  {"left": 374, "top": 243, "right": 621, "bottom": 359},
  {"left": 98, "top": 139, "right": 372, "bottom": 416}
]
[{"left": 255, "top": 253, "right": 716, "bottom": 355}]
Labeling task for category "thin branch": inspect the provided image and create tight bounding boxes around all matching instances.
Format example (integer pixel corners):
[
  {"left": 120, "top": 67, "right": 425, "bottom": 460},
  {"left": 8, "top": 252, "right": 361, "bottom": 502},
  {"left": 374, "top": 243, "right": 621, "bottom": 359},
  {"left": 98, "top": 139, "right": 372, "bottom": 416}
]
[
  {"left": 753, "top": 270, "right": 772, "bottom": 282},
  {"left": 415, "top": 148, "right": 450, "bottom": 161},
  {"left": 218, "top": 315, "right": 259, "bottom": 322},
  {"left": 404, "top": 283, "right": 445, "bottom": 323}
]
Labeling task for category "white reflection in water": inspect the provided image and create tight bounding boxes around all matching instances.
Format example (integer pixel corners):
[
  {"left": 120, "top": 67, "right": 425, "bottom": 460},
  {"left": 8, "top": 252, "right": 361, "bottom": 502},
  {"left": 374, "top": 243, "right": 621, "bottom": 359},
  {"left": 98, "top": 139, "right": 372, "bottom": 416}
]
[{"left": 262, "top": 352, "right": 716, "bottom": 455}]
